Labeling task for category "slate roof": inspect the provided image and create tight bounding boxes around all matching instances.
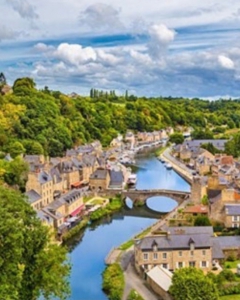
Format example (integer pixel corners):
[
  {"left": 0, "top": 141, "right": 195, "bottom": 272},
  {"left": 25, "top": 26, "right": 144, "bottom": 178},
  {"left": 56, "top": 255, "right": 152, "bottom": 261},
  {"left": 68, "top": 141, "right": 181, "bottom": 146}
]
[
  {"left": 38, "top": 171, "right": 52, "bottom": 184},
  {"left": 225, "top": 204, "right": 240, "bottom": 215},
  {"left": 37, "top": 210, "right": 54, "bottom": 225},
  {"left": 212, "top": 239, "right": 225, "bottom": 259},
  {"left": 137, "top": 233, "right": 212, "bottom": 251},
  {"left": 161, "top": 226, "right": 214, "bottom": 236},
  {"left": 25, "top": 189, "right": 42, "bottom": 204},
  {"left": 90, "top": 169, "right": 108, "bottom": 180},
  {"left": 183, "top": 139, "right": 228, "bottom": 151},
  {"left": 109, "top": 170, "right": 124, "bottom": 186},
  {"left": 215, "top": 236, "right": 240, "bottom": 249}
]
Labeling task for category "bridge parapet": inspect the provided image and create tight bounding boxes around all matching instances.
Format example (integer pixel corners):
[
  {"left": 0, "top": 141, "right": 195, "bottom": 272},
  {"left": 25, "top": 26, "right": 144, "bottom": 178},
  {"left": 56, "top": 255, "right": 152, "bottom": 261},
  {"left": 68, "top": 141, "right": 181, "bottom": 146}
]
[{"left": 122, "top": 189, "right": 190, "bottom": 205}]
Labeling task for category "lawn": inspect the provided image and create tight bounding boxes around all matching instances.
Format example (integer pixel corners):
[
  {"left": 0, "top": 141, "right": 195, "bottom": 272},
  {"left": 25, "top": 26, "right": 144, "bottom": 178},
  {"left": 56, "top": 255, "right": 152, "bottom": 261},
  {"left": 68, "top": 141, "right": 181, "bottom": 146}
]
[
  {"left": 224, "top": 260, "right": 240, "bottom": 269},
  {"left": 220, "top": 295, "right": 240, "bottom": 300},
  {"left": 91, "top": 198, "right": 105, "bottom": 205}
]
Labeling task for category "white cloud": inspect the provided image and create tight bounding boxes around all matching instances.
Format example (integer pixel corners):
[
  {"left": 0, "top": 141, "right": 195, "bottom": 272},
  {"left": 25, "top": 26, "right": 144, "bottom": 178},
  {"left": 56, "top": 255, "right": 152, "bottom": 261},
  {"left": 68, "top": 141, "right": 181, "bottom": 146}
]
[
  {"left": 148, "top": 24, "right": 176, "bottom": 59},
  {"left": 54, "top": 43, "right": 97, "bottom": 66},
  {"left": 6, "top": 0, "right": 38, "bottom": 20},
  {"left": 79, "top": 3, "right": 124, "bottom": 32},
  {"left": 33, "top": 43, "right": 54, "bottom": 52},
  {"left": 218, "top": 55, "right": 235, "bottom": 69}
]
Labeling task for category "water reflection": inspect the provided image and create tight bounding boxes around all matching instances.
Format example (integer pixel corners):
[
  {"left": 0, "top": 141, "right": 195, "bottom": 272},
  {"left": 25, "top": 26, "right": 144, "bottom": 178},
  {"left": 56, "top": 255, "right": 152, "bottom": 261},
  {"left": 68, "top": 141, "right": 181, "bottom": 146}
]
[
  {"left": 146, "top": 196, "right": 178, "bottom": 213},
  {"left": 67, "top": 156, "right": 190, "bottom": 300}
]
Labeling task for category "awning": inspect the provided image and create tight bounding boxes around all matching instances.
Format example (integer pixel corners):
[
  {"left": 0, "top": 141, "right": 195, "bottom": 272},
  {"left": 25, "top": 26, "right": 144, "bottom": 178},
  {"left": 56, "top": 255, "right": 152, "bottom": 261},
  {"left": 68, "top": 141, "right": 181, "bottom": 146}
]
[
  {"left": 71, "top": 180, "right": 89, "bottom": 188},
  {"left": 70, "top": 204, "right": 85, "bottom": 216}
]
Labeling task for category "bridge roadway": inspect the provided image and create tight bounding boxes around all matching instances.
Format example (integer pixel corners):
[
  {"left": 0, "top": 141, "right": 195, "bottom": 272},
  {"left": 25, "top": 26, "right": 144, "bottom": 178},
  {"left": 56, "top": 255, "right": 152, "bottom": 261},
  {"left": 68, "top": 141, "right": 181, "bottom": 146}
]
[{"left": 121, "top": 189, "right": 191, "bottom": 205}]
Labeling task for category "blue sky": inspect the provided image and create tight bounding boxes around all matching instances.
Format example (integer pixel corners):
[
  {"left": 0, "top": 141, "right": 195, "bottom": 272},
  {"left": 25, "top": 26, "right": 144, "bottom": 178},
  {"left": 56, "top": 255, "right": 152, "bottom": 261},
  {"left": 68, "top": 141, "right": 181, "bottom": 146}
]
[{"left": 1, "top": 0, "right": 240, "bottom": 98}]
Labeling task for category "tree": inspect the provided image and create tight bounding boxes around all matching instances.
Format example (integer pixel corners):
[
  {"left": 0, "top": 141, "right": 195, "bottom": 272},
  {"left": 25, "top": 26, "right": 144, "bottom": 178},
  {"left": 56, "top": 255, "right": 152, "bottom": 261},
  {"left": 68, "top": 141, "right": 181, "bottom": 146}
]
[
  {"left": 0, "top": 186, "right": 70, "bottom": 300},
  {"left": 6, "top": 141, "right": 26, "bottom": 158},
  {"left": 169, "top": 267, "right": 219, "bottom": 300},
  {"left": 194, "top": 215, "right": 211, "bottom": 226},
  {"left": 0, "top": 72, "right": 6, "bottom": 85},
  {"left": 169, "top": 133, "right": 184, "bottom": 145}
]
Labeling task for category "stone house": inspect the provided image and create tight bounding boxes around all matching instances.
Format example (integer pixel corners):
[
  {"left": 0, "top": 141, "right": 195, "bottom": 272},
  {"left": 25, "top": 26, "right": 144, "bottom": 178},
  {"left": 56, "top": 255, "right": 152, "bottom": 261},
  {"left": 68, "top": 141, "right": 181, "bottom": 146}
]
[
  {"left": 26, "top": 170, "right": 53, "bottom": 206},
  {"left": 25, "top": 189, "right": 43, "bottom": 210},
  {"left": 134, "top": 226, "right": 215, "bottom": 274},
  {"left": 89, "top": 168, "right": 110, "bottom": 191},
  {"left": 60, "top": 160, "right": 81, "bottom": 190},
  {"left": 224, "top": 204, "right": 240, "bottom": 228},
  {"left": 43, "top": 189, "right": 84, "bottom": 229}
]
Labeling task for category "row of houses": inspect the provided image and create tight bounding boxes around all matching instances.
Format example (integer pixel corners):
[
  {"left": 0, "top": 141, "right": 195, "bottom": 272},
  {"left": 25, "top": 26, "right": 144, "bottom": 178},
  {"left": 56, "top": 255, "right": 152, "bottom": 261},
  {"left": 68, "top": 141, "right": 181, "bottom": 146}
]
[
  {"left": 24, "top": 140, "right": 131, "bottom": 233},
  {"left": 134, "top": 225, "right": 240, "bottom": 299},
  {"left": 173, "top": 139, "right": 240, "bottom": 228}
]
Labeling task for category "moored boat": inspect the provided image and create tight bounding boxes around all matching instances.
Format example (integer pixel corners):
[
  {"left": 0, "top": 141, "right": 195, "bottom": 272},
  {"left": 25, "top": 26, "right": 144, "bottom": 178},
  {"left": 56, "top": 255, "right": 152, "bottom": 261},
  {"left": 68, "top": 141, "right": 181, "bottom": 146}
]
[{"left": 165, "top": 163, "right": 172, "bottom": 170}]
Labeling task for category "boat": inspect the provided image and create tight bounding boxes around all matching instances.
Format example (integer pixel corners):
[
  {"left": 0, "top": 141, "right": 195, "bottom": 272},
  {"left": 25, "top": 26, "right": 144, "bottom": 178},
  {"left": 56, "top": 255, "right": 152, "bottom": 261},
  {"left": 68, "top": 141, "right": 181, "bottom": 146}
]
[
  {"left": 165, "top": 163, "right": 172, "bottom": 170},
  {"left": 158, "top": 157, "right": 165, "bottom": 163},
  {"left": 127, "top": 174, "right": 137, "bottom": 186}
]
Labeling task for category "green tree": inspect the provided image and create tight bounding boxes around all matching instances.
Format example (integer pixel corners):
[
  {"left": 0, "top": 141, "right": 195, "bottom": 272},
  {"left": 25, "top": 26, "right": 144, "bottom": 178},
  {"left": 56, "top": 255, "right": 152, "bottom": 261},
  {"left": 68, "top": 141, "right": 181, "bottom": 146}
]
[
  {"left": 169, "top": 133, "right": 184, "bottom": 144},
  {"left": 169, "top": 267, "right": 219, "bottom": 300},
  {"left": 6, "top": 141, "right": 26, "bottom": 158},
  {"left": 3, "top": 156, "right": 29, "bottom": 191},
  {"left": 194, "top": 215, "right": 211, "bottom": 226},
  {"left": 201, "top": 195, "right": 209, "bottom": 205},
  {"left": 0, "top": 186, "right": 70, "bottom": 300}
]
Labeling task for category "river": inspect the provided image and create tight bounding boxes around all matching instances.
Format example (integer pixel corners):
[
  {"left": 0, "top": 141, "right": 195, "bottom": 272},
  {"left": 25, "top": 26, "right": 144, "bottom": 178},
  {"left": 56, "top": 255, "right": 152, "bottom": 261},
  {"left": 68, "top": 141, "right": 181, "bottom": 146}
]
[{"left": 67, "top": 156, "right": 190, "bottom": 300}]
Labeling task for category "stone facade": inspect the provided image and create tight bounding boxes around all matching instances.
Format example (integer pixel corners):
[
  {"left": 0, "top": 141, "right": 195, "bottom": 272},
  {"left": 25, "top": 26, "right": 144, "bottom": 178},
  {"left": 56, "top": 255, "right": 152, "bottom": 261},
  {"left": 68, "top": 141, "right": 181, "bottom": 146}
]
[{"left": 89, "top": 169, "right": 110, "bottom": 190}]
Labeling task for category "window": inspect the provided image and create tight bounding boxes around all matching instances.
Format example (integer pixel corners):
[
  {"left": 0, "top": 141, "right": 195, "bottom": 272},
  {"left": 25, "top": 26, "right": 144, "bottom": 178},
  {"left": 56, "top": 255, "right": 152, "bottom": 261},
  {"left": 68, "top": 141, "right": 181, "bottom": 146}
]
[
  {"left": 179, "top": 251, "right": 182, "bottom": 257},
  {"left": 189, "top": 261, "right": 195, "bottom": 267},
  {"left": 201, "top": 261, "right": 207, "bottom": 268},
  {"left": 233, "top": 223, "right": 239, "bottom": 228},
  {"left": 202, "top": 250, "right": 206, "bottom": 256},
  {"left": 162, "top": 263, "right": 168, "bottom": 269},
  {"left": 153, "top": 253, "right": 158, "bottom": 260},
  {"left": 178, "top": 262, "right": 183, "bottom": 268},
  {"left": 190, "top": 251, "right": 194, "bottom": 256},
  {"left": 162, "top": 253, "right": 167, "bottom": 259},
  {"left": 143, "top": 253, "right": 148, "bottom": 260},
  {"left": 233, "top": 216, "right": 238, "bottom": 222}
]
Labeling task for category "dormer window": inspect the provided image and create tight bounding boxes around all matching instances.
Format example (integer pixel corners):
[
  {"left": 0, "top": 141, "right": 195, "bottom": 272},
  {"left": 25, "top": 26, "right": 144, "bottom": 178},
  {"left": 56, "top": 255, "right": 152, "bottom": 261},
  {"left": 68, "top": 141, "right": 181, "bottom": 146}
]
[
  {"left": 151, "top": 240, "right": 158, "bottom": 252},
  {"left": 188, "top": 238, "right": 195, "bottom": 251}
]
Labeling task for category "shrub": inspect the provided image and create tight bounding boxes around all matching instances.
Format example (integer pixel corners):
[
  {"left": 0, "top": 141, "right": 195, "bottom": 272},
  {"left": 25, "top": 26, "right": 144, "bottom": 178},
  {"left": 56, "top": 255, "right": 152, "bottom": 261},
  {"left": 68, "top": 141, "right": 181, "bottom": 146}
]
[{"left": 102, "top": 264, "right": 124, "bottom": 300}]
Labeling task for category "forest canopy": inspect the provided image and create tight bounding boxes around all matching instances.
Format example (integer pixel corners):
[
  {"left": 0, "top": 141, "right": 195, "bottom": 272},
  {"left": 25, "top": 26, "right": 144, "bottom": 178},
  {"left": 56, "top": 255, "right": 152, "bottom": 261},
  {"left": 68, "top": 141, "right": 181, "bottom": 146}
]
[{"left": 1, "top": 76, "right": 240, "bottom": 157}]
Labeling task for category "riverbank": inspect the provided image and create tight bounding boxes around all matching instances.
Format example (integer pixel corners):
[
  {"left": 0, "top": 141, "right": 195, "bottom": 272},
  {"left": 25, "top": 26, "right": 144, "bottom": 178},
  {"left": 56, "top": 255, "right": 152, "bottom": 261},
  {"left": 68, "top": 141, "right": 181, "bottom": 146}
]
[
  {"left": 66, "top": 156, "right": 190, "bottom": 300},
  {"left": 161, "top": 148, "right": 193, "bottom": 184}
]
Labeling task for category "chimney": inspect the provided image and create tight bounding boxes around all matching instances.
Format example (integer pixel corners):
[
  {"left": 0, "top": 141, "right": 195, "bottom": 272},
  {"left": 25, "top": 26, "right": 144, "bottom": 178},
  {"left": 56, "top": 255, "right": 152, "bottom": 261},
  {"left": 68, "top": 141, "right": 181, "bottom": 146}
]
[{"left": 166, "top": 231, "right": 171, "bottom": 240}]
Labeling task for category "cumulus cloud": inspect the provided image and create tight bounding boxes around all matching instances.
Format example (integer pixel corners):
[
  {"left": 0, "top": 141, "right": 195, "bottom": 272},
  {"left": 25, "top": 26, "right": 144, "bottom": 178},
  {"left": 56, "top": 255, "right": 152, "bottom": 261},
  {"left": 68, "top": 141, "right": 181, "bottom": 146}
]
[
  {"left": 54, "top": 43, "right": 97, "bottom": 66},
  {"left": 218, "top": 55, "right": 235, "bottom": 69},
  {"left": 6, "top": 0, "right": 38, "bottom": 19},
  {"left": 79, "top": 3, "right": 124, "bottom": 32},
  {"left": 147, "top": 24, "right": 176, "bottom": 59},
  {"left": 33, "top": 43, "right": 54, "bottom": 52}
]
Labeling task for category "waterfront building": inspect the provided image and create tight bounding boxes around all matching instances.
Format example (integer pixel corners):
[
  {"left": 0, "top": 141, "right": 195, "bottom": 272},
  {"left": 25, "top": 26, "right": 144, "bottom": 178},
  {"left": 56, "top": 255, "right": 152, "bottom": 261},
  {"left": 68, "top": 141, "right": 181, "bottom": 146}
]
[{"left": 134, "top": 226, "right": 215, "bottom": 274}]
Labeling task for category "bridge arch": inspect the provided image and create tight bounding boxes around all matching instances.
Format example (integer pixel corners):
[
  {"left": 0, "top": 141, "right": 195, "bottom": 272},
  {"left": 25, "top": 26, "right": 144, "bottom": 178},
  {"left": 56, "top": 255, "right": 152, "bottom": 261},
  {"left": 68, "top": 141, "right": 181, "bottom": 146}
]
[{"left": 121, "top": 189, "right": 190, "bottom": 206}]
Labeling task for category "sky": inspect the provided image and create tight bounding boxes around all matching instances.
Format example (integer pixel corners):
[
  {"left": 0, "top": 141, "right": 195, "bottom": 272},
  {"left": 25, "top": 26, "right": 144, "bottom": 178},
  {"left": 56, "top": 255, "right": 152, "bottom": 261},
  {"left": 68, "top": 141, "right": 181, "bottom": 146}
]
[{"left": 1, "top": 0, "right": 240, "bottom": 98}]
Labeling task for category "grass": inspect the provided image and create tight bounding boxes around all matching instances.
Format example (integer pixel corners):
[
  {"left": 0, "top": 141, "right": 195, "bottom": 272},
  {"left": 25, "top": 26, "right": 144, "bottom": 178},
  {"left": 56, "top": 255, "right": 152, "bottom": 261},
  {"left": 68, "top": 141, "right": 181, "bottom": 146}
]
[
  {"left": 220, "top": 295, "right": 240, "bottom": 300},
  {"left": 119, "top": 240, "right": 134, "bottom": 250},
  {"left": 155, "top": 146, "right": 167, "bottom": 156},
  {"left": 119, "top": 227, "right": 152, "bottom": 251},
  {"left": 225, "top": 260, "right": 240, "bottom": 269},
  {"left": 83, "top": 195, "right": 94, "bottom": 203},
  {"left": 91, "top": 198, "right": 105, "bottom": 205}
]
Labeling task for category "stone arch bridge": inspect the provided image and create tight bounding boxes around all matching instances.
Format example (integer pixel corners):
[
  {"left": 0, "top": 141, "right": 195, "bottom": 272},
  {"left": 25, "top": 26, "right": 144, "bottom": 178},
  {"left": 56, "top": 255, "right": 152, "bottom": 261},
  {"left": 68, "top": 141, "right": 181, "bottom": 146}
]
[{"left": 121, "top": 189, "right": 191, "bottom": 205}]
